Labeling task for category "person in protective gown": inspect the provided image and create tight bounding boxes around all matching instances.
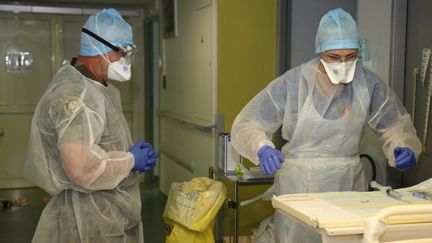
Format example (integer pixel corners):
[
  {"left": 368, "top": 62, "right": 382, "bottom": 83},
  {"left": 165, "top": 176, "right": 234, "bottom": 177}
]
[
  {"left": 24, "top": 8, "right": 158, "bottom": 243},
  {"left": 230, "top": 8, "right": 422, "bottom": 243}
]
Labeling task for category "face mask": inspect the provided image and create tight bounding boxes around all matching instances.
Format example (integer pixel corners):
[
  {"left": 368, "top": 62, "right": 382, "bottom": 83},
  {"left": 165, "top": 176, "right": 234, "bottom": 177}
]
[
  {"left": 107, "top": 57, "right": 132, "bottom": 82},
  {"left": 320, "top": 59, "right": 357, "bottom": 84}
]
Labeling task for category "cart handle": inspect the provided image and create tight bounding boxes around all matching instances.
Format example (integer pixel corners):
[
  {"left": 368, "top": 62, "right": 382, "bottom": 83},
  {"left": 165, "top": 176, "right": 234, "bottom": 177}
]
[{"left": 363, "top": 205, "right": 432, "bottom": 243}]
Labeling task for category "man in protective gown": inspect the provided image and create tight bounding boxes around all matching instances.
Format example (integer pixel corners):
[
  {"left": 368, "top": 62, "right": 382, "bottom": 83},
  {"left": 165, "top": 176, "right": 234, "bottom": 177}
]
[{"left": 25, "top": 8, "right": 158, "bottom": 243}]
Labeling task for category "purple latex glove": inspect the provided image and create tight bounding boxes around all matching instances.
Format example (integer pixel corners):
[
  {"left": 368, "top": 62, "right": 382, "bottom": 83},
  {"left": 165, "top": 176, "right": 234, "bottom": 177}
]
[
  {"left": 257, "top": 145, "right": 284, "bottom": 175},
  {"left": 129, "top": 140, "right": 159, "bottom": 172},
  {"left": 394, "top": 147, "right": 416, "bottom": 171}
]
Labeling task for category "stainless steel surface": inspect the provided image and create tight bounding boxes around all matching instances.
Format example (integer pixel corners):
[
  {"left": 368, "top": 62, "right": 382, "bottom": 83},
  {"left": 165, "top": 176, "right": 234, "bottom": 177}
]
[
  {"left": 210, "top": 167, "right": 273, "bottom": 243},
  {"left": 234, "top": 180, "right": 238, "bottom": 243}
]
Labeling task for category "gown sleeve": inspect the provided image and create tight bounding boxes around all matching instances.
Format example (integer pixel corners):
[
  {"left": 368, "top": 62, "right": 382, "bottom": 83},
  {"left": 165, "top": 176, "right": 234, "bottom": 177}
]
[
  {"left": 366, "top": 70, "right": 422, "bottom": 167},
  {"left": 54, "top": 85, "right": 134, "bottom": 191},
  {"left": 231, "top": 75, "right": 288, "bottom": 164}
]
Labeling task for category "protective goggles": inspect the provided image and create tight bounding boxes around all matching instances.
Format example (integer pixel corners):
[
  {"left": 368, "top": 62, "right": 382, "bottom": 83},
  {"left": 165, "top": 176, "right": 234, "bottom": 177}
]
[
  {"left": 82, "top": 27, "right": 137, "bottom": 64},
  {"left": 117, "top": 44, "right": 137, "bottom": 64},
  {"left": 321, "top": 51, "right": 358, "bottom": 63}
]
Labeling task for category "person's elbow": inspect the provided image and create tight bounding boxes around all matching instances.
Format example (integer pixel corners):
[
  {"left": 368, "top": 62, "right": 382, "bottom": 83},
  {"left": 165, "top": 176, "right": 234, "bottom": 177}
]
[
  {"left": 59, "top": 143, "right": 100, "bottom": 189},
  {"left": 63, "top": 164, "right": 96, "bottom": 188}
]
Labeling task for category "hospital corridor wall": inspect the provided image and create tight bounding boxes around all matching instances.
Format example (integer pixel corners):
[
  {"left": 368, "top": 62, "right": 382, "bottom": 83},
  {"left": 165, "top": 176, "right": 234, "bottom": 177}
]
[{"left": 159, "top": 0, "right": 278, "bottom": 236}]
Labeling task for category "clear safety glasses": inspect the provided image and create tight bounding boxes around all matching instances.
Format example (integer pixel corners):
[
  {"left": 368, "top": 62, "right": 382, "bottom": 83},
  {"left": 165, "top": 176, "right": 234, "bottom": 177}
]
[
  {"left": 321, "top": 52, "right": 358, "bottom": 63},
  {"left": 118, "top": 44, "right": 137, "bottom": 64}
]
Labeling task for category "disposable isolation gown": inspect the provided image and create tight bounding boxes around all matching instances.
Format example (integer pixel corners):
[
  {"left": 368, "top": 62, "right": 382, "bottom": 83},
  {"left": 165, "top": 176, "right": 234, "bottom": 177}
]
[
  {"left": 24, "top": 64, "right": 143, "bottom": 243},
  {"left": 231, "top": 57, "right": 422, "bottom": 243}
]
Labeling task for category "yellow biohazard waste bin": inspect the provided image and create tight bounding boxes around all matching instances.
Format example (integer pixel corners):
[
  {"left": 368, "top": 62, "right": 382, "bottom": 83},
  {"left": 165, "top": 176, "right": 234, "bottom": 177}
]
[{"left": 164, "top": 177, "right": 226, "bottom": 243}]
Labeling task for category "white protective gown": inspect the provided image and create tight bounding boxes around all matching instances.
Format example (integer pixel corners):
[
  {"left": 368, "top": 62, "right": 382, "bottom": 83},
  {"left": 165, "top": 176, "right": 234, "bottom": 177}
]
[
  {"left": 24, "top": 64, "right": 143, "bottom": 243},
  {"left": 231, "top": 57, "right": 422, "bottom": 243}
]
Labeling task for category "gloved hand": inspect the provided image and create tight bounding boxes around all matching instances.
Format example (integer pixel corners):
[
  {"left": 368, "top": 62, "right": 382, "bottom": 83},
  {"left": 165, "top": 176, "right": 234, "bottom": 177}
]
[
  {"left": 394, "top": 147, "right": 416, "bottom": 171},
  {"left": 129, "top": 140, "right": 159, "bottom": 172},
  {"left": 257, "top": 145, "right": 284, "bottom": 175}
]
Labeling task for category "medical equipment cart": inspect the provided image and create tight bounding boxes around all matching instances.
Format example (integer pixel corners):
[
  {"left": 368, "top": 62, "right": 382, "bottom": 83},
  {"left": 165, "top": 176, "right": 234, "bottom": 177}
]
[{"left": 209, "top": 166, "right": 273, "bottom": 243}]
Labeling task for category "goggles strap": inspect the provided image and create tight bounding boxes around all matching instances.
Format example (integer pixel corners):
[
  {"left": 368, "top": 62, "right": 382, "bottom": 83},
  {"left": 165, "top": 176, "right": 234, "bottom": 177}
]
[{"left": 82, "top": 28, "right": 119, "bottom": 52}]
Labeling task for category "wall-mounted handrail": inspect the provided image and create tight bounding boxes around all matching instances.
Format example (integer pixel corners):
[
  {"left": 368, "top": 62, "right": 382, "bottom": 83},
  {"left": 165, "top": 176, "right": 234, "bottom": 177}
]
[
  {"left": 157, "top": 110, "right": 216, "bottom": 132},
  {"left": 159, "top": 144, "right": 194, "bottom": 173}
]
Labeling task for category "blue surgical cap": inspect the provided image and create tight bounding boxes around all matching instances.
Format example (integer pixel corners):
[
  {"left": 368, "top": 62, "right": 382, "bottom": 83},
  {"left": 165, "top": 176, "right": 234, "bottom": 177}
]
[
  {"left": 315, "top": 8, "right": 359, "bottom": 54},
  {"left": 80, "top": 8, "right": 134, "bottom": 56}
]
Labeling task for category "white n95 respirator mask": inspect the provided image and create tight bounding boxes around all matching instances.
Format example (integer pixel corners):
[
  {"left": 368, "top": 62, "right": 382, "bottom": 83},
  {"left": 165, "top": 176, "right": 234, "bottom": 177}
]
[
  {"left": 320, "top": 59, "right": 357, "bottom": 84},
  {"left": 107, "top": 57, "right": 132, "bottom": 82}
]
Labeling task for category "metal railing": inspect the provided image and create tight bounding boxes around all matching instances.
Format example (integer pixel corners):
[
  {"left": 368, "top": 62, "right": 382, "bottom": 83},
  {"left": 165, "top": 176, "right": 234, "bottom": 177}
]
[{"left": 157, "top": 110, "right": 216, "bottom": 133}]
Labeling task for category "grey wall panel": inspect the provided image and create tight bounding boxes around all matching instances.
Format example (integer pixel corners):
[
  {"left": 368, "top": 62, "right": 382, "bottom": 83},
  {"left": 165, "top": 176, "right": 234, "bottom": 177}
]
[
  {"left": 357, "top": 0, "right": 393, "bottom": 186},
  {"left": 289, "top": 0, "right": 355, "bottom": 67},
  {"left": 161, "top": 1, "right": 213, "bottom": 122}
]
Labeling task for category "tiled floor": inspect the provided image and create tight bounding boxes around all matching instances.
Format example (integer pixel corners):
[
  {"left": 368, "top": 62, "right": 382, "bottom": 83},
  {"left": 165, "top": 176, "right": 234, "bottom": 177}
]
[{"left": 0, "top": 180, "right": 167, "bottom": 243}]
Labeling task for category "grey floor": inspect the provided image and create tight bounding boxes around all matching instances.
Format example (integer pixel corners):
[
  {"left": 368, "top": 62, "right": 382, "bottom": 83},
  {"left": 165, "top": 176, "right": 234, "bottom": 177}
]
[{"left": 0, "top": 180, "right": 167, "bottom": 243}]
